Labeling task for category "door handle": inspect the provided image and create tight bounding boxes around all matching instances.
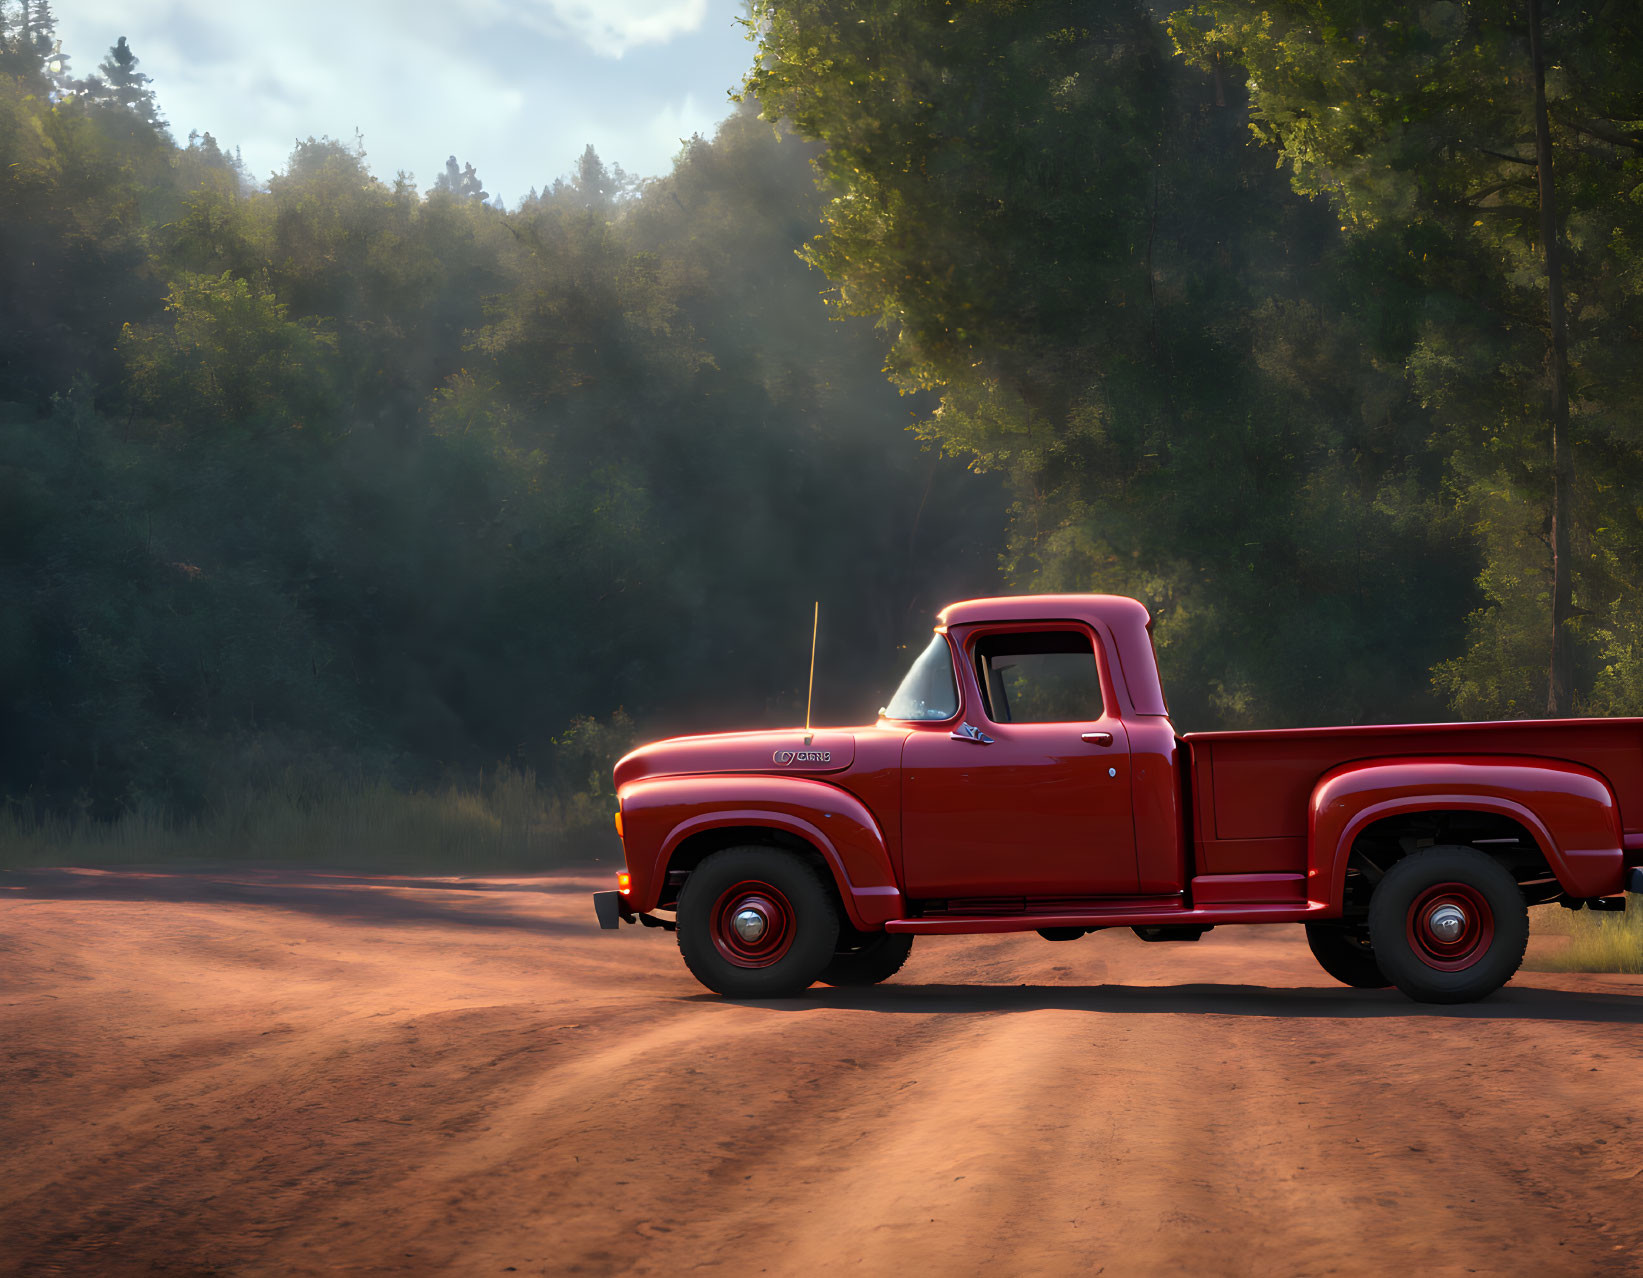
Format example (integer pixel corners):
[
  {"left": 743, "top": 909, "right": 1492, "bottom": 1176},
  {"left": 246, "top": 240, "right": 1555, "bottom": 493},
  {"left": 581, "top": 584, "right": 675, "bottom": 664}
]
[
  {"left": 951, "top": 722, "right": 994, "bottom": 745},
  {"left": 1081, "top": 731, "right": 1113, "bottom": 746}
]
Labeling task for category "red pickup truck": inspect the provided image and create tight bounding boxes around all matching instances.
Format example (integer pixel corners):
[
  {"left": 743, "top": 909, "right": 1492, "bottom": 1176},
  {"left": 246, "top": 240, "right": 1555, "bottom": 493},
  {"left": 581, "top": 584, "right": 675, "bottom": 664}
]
[{"left": 594, "top": 594, "right": 1643, "bottom": 1003}]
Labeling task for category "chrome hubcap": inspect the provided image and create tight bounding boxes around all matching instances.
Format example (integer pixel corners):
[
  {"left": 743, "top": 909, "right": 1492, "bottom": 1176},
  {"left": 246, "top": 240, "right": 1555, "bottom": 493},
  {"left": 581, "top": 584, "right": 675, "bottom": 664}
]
[
  {"left": 1427, "top": 903, "right": 1467, "bottom": 943},
  {"left": 733, "top": 907, "right": 769, "bottom": 943}
]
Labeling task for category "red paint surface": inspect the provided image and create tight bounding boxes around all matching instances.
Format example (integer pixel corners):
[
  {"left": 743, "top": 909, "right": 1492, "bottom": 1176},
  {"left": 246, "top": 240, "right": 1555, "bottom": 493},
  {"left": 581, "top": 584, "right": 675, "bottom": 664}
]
[
  {"left": 900, "top": 621, "right": 1137, "bottom": 898},
  {"left": 618, "top": 772, "right": 905, "bottom": 929},
  {"left": 1307, "top": 755, "right": 1626, "bottom": 904},
  {"left": 613, "top": 594, "right": 1643, "bottom": 935}
]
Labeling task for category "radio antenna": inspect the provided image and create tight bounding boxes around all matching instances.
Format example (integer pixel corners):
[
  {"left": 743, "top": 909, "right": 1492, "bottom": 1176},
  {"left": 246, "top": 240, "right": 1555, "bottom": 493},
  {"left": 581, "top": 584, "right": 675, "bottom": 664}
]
[{"left": 804, "top": 601, "right": 819, "bottom": 745}]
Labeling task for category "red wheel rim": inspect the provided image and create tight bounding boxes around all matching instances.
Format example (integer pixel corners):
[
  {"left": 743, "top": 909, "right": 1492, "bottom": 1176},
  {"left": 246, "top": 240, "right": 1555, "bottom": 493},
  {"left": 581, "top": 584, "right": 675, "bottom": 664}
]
[
  {"left": 709, "top": 879, "right": 796, "bottom": 969},
  {"left": 1406, "top": 882, "right": 1494, "bottom": 971}
]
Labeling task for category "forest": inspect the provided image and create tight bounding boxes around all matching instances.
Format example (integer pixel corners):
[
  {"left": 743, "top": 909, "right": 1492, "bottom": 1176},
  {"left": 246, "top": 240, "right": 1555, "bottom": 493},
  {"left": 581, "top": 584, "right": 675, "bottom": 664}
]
[{"left": 2, "top": 1, "right": 1641, "bottom": 860}]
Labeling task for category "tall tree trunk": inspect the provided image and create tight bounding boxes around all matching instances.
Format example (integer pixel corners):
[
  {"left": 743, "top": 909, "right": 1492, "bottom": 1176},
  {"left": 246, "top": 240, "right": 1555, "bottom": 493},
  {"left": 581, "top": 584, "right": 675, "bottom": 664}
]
[{"left": 1530, "top": 0, "right": 1575, "bottom": 717}]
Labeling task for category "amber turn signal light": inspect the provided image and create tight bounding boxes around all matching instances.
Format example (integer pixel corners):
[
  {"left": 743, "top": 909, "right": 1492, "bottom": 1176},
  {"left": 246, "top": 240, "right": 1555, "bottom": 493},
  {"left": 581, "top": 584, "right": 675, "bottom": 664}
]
[
  {"left": 613, "top": 810, "right": 624, "bottom": 840},
  {"left": 617, "top": 870, "right": 632, "bottom": 895}
]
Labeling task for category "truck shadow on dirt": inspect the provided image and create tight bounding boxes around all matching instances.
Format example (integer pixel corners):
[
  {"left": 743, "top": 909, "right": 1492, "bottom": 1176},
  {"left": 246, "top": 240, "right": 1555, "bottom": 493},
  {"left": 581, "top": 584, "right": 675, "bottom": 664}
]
[
  {"left": 0, "top": 866, "right": 584, "bottom": 935},
  {"left": 708, "top": 982, "right": 1643, "bottom": 1023}
]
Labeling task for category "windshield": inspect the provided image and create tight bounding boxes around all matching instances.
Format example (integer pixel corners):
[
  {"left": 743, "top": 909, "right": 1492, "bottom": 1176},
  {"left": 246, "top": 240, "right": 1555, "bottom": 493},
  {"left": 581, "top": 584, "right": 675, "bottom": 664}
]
[{"left": 883, "top": 634, "right": 959, "bottom": 721}]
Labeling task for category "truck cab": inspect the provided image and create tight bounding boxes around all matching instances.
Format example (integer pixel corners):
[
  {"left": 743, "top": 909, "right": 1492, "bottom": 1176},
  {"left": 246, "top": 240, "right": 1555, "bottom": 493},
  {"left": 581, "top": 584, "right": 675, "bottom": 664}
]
[{"left": 595, "top": 594, "right": 1643, "bottom": 1003}]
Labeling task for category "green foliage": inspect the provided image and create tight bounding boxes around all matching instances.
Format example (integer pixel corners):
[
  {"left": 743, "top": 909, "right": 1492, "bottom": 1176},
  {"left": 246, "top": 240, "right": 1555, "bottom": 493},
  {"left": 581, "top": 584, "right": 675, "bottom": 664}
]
[
  {"left": 551, "top": 710, "right": 637, "bottom": 808},
  {"left": 431, "top": 154, "right": 488, "bottom": 202},
  {"left": 745, "top": 0, "right": 1475, "bottom": 728},
  {"left": 92, "top": 35, "right": 161, "bottom": 128},
  {"left": 0, "top": 764, "right": 616, "bottom": 871},
  {"left": 0, "top": 47, "right": 1000, "bottom": 824},
  {"left": 11, "top": 0, "right": 1643, "bottom": 849},
  {"left": 1174, "top": 1, "right": 1643, "bottom": 716},
  {"left": 121, "top": 271, "right": 339, "bottom": 431}
]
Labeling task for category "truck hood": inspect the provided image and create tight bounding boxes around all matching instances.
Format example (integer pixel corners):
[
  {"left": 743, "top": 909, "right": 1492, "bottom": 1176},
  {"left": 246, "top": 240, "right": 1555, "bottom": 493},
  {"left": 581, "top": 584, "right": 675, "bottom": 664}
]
[{"left": 613, "top": 728, "right": 857, "bottom": 789}]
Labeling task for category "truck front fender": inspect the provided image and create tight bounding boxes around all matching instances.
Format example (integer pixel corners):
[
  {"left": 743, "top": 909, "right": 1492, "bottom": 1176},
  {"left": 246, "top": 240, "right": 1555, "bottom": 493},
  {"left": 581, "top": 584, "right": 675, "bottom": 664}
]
[
  {"left": 618, "top": 774, "right": 903, "bottom": 930},
  {"left": 1309, "top": 754, "right": 1625, "bottom": 909}
]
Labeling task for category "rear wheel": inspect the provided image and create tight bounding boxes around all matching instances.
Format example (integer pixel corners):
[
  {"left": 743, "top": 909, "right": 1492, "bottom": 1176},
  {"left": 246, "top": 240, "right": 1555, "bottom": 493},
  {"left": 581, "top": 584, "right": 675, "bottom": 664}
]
[
  {"left": 819, "top": 931, "right": 913, "bottom": 987},
  {"left": 1367, "top": 845, "right": 1528, "bottom": 1004},
  {"left": 677, "top": 846, "right": 840, "bottom": 998},
  {"left": 1304, "top": 922, "right": 1390, "bottom": 989}
]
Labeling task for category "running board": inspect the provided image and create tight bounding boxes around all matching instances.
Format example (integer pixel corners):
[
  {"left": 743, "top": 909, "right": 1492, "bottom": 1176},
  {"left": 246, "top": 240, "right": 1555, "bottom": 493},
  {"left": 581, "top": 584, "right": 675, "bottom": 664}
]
[{"left": 884, "top": 901, "right": 1331, "bottom": 935}]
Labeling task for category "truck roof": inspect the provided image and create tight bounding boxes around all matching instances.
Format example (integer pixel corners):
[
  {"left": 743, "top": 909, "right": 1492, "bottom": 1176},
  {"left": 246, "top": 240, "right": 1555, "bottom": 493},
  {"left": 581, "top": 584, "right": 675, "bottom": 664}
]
[
  {"left": 935, "top": 594, "right": 1167, "bottom": 717},
  {"left": 937, "top": 593, "right": 1153, "bottom": 630}
]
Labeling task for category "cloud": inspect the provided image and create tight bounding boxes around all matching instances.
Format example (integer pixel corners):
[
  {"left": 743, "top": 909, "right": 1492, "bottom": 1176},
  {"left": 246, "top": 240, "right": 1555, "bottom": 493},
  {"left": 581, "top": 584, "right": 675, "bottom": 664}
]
[
  {"left": 51, "top": 0, "right": 745, "bottom": 201},
  {"left": 517, "top": 0, "right": 711, "bottom": 58},
  {"left": 644, "top": 93, "right": 719, "bottom": 165}
]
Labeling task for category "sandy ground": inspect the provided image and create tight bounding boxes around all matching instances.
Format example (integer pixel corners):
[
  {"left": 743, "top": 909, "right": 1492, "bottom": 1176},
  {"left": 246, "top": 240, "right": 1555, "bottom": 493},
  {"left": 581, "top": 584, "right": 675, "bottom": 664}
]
[{"left": 4, "top": 867, "right": 1643, "bottom": 1277}]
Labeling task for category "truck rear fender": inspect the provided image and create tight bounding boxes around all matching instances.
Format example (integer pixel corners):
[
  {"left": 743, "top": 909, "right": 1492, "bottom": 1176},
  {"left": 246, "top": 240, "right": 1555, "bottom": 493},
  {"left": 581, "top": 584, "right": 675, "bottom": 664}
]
[
  {"left": 618, "top": 774, "right": 903, "bottom": 930},
  {"left": 1309, "top": 756, "right": 1625, "bottom": 908}
]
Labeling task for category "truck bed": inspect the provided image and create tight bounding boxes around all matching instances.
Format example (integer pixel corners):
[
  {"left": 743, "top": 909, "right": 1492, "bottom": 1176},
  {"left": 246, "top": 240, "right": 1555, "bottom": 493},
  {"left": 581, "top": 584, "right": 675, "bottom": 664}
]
[{"left": 1183, "top": 717, "right": 1643, "bottom": 877}]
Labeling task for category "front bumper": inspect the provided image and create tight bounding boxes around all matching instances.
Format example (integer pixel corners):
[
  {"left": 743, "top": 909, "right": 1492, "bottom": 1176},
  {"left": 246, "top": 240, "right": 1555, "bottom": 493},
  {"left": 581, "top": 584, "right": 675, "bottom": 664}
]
[
  {"left": 593, "top": 891, "right": 678, "bottom": 932},
  {"left": 593, "top": 890, "right": 634, "bottom": 929}
]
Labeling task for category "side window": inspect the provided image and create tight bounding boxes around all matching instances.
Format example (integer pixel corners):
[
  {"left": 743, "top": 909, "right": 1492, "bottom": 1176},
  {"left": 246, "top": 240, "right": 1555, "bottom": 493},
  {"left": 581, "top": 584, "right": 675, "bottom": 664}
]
[{"left": 972, "top": 630, "right": 1103, "bottom": 724}]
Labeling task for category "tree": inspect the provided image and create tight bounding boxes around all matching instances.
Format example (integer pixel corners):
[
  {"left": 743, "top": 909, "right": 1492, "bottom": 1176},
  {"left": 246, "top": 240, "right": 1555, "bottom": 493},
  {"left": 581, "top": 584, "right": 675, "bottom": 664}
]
[
  {"left": 1174, "top": 2, "right": 1643, "bottom": 717},
  {"left": 545, "top": 143, "right": 632, "bottom": 213},
  {"left": 432, "top": 154, "right": 488, "bottom": 202},
  {"left": 1, "top": 0, "right": 60, "bottom": 80},
  {"left": 120, "top": 271, "right": 338, "bottom": 433},
  {"left": 94, "top": 35, "right": 162, "bottom": 127},
  {"left": 22, "top": 0, "right": 65, "bottom": 87},
  {"left": 743, "top": 0, "right": 1474, "bottom": 729},
  {"left": 25, "top": 0, "right": 54, "bottom": 48},
  {"left": 0, "top": 3, "right": 27, "bottom": 73}
]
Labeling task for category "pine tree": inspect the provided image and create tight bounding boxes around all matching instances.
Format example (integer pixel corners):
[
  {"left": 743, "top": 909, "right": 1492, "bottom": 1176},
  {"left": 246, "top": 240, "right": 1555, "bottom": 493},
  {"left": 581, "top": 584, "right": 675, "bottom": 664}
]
[
  {"left": 1, "top": 1, "right": 55, "bottom": 80},
  {"left": 567, "top": 144, "right": 625, "bottom": 212},
  {"left": 186, "top": 129, "right": 231, "bottom": 169},
  {"left": 96, "top": 36, "right": 163, "bottom": 127},
  {"left": 28, "top": 0, "right": 65, "bottom": 84},
  {"left": 28, "top": 0, "right": 73, "bottom": 98},
  {"left": 9, "top": 0, "right": 47, "bottom": 62},
  {"left": 431, "top": 154, "right": 488, "bottom": 202},
  {"left": 28, "top": 0, "right": 55, "bottom": 47}
]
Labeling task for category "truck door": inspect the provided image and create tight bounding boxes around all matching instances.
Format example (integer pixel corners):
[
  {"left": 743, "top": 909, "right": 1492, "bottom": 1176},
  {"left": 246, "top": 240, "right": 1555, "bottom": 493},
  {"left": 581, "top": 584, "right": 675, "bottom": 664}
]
[{"left": 899, "top": 624, "right": 1140, "bottom": 900}]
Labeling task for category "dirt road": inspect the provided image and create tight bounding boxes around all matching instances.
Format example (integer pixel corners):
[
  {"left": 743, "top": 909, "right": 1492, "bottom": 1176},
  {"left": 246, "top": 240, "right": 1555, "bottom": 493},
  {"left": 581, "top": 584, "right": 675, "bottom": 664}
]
[{"left": 4, "top": 866, "right": 1643, "bottom": 1276}]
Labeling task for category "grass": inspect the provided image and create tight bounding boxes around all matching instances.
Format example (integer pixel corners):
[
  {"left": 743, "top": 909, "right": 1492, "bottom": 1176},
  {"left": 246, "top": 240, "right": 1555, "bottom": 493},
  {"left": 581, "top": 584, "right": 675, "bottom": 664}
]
[
  {"left": 1526, "top": 897, "right": 1643, "bottom": 974},
  {"left": 0, "top": 766, "right": 618, "bottom": 874}
]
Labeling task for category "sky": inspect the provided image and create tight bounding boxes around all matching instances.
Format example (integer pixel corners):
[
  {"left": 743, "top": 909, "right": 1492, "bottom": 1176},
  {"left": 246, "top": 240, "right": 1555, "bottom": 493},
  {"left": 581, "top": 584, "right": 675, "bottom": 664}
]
[{"left": 50, "top": 0, "right": 755, "bottom": 206}]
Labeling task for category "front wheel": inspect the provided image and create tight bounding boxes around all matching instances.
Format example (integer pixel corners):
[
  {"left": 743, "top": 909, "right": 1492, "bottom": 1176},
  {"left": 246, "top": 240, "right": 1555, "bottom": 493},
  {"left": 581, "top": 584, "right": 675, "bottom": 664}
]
[
  {"left": 676, "top": 847, "right": 840, "bottom": 998},
  {"left": 1304, "top": 922, "right": 1391, "bottom": 989},
  {"left": 819, "top": 931, "right": 913, "bottom": 987},
  {"left": 1367, "top": 845, "right": 1529, "bottom": 1004}
]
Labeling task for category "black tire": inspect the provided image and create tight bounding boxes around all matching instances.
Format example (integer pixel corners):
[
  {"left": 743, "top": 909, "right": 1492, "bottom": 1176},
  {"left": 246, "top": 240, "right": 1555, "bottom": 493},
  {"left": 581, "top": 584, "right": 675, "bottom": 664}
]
[
  {"left": 1304, "top": 922, "right": 1391, "bottom": 989},
  {"left": 819, "top": 931, "right": 914, "bottom": 987},
  {"left": 676, "top": 846, "right": 840, "bottom": 998},
  {"left": 1367, "top": 845, "right": 1529, "bottom": 1004}
]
